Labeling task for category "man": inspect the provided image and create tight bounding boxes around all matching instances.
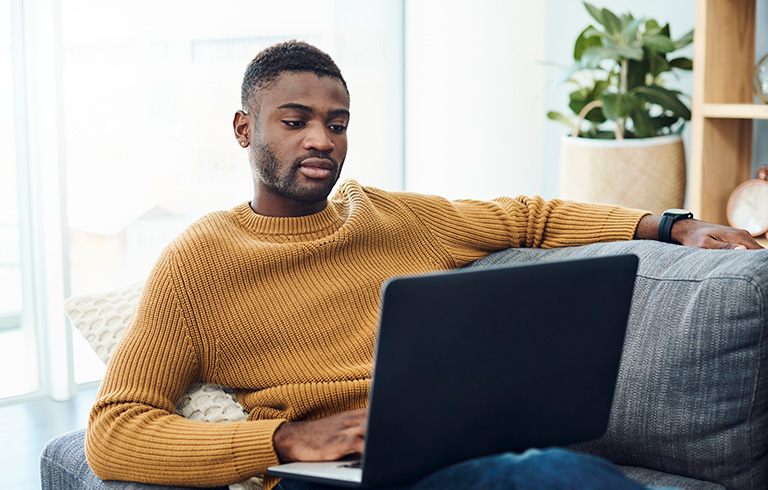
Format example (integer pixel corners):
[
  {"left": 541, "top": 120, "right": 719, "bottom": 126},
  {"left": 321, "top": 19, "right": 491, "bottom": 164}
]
[{"left": 85, "top": 41, "right": 761, "bottom": 490}]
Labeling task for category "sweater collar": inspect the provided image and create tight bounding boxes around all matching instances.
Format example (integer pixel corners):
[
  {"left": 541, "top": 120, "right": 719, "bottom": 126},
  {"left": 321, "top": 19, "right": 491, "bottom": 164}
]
[{"left": 232, "top": 201, "right": 344, "bottom": 236}]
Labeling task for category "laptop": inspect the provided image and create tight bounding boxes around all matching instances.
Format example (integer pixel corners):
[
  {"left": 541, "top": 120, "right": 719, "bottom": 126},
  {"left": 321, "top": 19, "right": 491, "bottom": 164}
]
[{"left": 268, "top": 254, "right": 639, "bottom": 488}]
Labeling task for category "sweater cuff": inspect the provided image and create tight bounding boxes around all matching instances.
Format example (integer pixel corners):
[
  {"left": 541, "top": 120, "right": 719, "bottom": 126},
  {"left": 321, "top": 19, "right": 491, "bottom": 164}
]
[
  {"left": 541, "top": 204, "right": 650, "bottom": 248},
  {"left": 231, "top": 418, "right": 286, "bottom": 481}
]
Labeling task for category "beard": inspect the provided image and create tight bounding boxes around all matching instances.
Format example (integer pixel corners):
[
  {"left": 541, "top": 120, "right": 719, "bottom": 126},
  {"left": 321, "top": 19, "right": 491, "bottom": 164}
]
[{"left": 252, "top": 143, "right": 344, "bottom": 204}]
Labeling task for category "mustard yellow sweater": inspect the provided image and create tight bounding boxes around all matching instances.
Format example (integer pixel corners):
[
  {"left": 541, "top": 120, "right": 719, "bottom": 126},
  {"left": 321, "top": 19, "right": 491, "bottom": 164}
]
[{"left": 86, "top": 180, "right": 647, "bottom": 488}]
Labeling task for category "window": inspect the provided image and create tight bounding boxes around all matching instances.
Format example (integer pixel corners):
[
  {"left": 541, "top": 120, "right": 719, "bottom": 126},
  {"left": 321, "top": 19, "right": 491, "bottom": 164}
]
[
  {"left": 1, "top": 0, "right": 403, "bottom": 402},
  {"left": 0, "top": 0, "right": 40, "bottom": 400},
  {"left": 55, "top": 1, "right": 404, "bottom": 387}
]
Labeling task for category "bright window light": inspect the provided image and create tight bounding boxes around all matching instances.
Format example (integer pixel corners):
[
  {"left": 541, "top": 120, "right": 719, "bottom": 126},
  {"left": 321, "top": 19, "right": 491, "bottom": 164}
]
[{"left": 57, "top": 0, "right": 403, "bottom": 384}]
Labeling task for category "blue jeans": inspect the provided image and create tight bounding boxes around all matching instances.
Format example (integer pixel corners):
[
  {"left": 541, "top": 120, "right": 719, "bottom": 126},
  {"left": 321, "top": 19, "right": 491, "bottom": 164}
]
[{"left": 275, "top": 448, "right": 677, "bottom": 490}]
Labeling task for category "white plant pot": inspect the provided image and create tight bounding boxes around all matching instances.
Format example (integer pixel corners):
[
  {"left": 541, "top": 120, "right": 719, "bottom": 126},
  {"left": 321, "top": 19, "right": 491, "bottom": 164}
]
[{"left": 559, "top": 134, "right": 686, "bottom": 216}]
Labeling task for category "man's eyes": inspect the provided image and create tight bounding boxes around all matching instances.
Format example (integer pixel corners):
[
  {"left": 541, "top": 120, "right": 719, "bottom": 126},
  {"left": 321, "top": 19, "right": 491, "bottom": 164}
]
[
  {"left": 282, "top": 120, "right": 347, "bottom": 134},
  {"left": 283, "top": 120, "right": 306, "bottom": 128}
]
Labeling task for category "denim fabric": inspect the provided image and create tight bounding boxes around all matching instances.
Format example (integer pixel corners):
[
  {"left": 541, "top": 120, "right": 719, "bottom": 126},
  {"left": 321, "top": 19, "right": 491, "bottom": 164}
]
[{"left": 274, "top": 448, "right": 673, "bottom": 490}]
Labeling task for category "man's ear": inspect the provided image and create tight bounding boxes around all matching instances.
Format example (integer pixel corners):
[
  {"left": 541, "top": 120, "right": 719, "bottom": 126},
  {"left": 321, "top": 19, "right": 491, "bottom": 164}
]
[{"left": 233, "top": 110, "right": 251, "bottom": 148}]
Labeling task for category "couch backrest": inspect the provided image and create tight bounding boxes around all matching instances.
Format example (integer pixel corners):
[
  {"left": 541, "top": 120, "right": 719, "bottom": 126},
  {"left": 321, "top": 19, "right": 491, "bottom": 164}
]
[{"left": 470, "top": 241, "right": 768, "bottom": 490}]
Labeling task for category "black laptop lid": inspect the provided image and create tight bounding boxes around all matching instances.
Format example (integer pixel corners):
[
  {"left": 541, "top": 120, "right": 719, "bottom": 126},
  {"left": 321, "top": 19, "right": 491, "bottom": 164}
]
[{"left": 361, "top": 254, "right": 638, "bottom": 487}]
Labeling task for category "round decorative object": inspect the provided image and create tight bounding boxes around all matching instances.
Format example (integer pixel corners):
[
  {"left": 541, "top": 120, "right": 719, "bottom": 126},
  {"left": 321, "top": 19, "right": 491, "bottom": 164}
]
[
  {"left": 727, "top": 165, "right": 768, "bottom": 237},
  {"left": 755, "top": 53, "right": 768, "bottom": 104}
]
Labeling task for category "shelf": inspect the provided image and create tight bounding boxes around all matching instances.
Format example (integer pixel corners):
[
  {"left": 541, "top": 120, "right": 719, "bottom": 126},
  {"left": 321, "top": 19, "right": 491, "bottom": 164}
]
[
  {"left": 689, "top": 0, "right": 760, "bottom": 225},
  {"left": 701, "top": 103, "right": 768, "bottom": 119}
]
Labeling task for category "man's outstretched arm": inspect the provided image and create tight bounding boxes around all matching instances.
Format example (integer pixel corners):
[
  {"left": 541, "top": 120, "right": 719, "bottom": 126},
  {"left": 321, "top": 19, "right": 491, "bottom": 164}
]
[{"left": 634, "top": 215, "right": 763, "bottom": 250}]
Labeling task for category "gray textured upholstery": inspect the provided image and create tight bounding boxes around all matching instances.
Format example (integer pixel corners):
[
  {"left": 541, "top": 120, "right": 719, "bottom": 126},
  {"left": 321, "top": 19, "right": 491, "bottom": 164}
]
[
  {"left": 619, "top": 466, "right": 724, "bottom": 490},
  {"left": 468, "top": 241, "right": 768, "bottom": 490},
  {"left": 41, "top": 241, "right": 768, "bottom": 489},
  {"left": 40, "top": 429, "right": 229, "bottom": 490}
]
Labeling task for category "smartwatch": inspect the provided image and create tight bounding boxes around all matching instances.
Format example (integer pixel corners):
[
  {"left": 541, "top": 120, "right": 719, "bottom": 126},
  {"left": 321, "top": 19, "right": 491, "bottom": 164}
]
[{"left": 658, "top": 208, "right": 694, "bottom": 243}]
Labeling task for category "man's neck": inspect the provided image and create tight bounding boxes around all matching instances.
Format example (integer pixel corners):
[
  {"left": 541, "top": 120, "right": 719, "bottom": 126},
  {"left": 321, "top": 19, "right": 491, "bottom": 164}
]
[{"left": 249, "top": 196, "right": 329, "bottom": 217}]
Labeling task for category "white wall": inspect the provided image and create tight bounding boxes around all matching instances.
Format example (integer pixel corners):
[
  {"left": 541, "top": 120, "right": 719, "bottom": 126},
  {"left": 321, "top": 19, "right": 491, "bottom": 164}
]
[
  {"left": 405, "top": 0, "right": 548, "bottom": 200},
  {"left": 405, "top": 0, "right": 698, "bottom": 202}
]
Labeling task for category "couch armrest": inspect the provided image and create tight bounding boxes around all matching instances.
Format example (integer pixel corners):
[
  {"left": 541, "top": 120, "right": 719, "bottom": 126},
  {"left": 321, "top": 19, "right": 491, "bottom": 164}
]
[
  {"left": 40, "top": 429, "right": 229, "bottom": 490},
  {"left": 469, "top": 241, "right": 768, "bottom": 490}
]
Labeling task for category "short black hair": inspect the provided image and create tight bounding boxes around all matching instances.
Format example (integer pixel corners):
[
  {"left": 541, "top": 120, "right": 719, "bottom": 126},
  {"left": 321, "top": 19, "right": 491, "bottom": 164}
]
[{"left": 240, "top": 40, "right": 348, "bottom": 112}]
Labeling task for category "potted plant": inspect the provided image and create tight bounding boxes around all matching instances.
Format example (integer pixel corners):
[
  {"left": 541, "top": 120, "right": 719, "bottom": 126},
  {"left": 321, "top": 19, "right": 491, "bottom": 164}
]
[{"left": 548, "top": 2, "right": 693, "bottom": 215}]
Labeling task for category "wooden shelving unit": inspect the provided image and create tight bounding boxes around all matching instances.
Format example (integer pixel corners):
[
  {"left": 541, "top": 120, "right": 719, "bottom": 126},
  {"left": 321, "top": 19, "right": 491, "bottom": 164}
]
[
  {"left": 700, "top": 103, "right": 768, "bottom": 119},
  {"left": 690, "top": 0, "right": 768, "bottom": 225}
]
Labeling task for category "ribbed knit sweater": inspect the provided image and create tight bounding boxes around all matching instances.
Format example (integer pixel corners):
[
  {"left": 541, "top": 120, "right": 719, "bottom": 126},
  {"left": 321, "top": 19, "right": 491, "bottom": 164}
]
[{"left": 85, "top": 179, "right": 648, "bottom": 488}]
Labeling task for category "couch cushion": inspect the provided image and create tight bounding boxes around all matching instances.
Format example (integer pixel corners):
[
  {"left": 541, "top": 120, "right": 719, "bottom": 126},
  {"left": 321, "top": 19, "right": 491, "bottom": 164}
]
[
  {"left": 470, "top": 241, "right": 768, "bottom": 490},
  {"left": 618, "top": 466, "right": 724, "bottom": 490}
]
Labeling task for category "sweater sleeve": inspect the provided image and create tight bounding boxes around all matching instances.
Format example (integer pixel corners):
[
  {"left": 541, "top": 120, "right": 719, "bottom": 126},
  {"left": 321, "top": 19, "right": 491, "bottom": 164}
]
[
  {"left": 393, "top": 192, "right": 649, "bottom": 265},
  {"left": 85, "top": 248, "right": 285, "bottom": 487}
]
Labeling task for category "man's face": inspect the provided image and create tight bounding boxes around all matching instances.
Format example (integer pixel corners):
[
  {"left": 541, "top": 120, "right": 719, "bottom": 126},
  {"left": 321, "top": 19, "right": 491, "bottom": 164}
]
[{"left": 237, "top": 72, "right": 350, "bottom": 216}]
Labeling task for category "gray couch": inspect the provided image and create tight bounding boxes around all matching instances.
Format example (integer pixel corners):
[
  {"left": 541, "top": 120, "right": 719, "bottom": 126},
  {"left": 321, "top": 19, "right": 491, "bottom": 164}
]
[{"left": 41, "top": 240, "right": 768, "bottom": 489}]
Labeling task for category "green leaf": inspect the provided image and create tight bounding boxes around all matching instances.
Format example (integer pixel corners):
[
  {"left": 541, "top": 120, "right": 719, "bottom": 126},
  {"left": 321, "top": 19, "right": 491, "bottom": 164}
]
[
  {"left": 630, "top": 107, "right": 656, "bottom": 138},
  {"left": 673, "top": 29, "right": 694, "bottom": 50},
  {"left": 591, "top": 130, "right": 618, "bottom": 139},
  {"left": 621, "top": 16, "right": 645, "bottom": 43},
  {"left": 648, "top": 50, "right": 670, "bottom": 78},
  {"left": 668, "top": 57, "right": 693, "bottom": 70},
  {"left": 632, "top": 85, "right": 692, "bottom": 120},
  {"left": 602, "top": 8, "right": 623, "bottom": 37},
  {"left": 554, "top": 61, "right": 587, "bottom": 86},
  {"left": 651, "top": 115, "right": 679, "bottom": 131},
  {"left": 581, "top": 46, "right": 611, "bottom": 67},
  {"left": 645, "top": 19, "right": 659, "bottom": 32},
  {"left": 583, "top": 28, "right": 614, "bottom": 44},
  {"left": 569, "top": 83, "right": 608, "bottom": 123},
  {"left": 574, "top": 26, "right": 603, "bottom": 61},
  {"left": 626, "top": 56, "right": 650, "bottom": 89},
  {"left": 643, "top": 34, "right": 675, "bottom": 53},
  {"left": 583, "top": 2, "right": 605, "bottom": 26},
  {"left": 593, "top": 78, "right": 610, "bottom": 95},
  {"left": 601, "top": 92, "right": 639, "bottom": 120},
  {"left": 616, "top": 44, "right": 644, "bottom": 60},
  {"left": 547, "top": 111, "right": 578, "bottom": 130}
]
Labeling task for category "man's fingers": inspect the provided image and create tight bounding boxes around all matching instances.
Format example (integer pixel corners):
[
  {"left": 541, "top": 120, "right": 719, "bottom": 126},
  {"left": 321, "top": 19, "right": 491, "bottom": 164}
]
[
  {"left": 705, "top": 231, "right": 762, "bottom": 250},
  {"left": 723, "top": 243, "right": 747, "bottom": 250},
  {"left": 273, "top": 409, "right": 368, "bottom": 463},
  {"left": 696, "top": 236, "right": 751, "bottom": 250},
  {"left": 676, "top": 222, "right": 764, "bottom": 250}
]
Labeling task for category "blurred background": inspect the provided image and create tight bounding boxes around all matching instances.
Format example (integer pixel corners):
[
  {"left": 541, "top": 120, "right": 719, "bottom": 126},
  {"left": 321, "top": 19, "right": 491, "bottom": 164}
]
[{"left": 2, "top": 0, "right": 766, "bottom": 407}]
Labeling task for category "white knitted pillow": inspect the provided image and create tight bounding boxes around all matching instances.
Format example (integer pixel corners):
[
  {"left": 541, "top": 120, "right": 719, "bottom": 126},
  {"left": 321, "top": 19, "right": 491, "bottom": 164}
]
[
  {"left": 64, "top": 282, "right": 144, "bottom": 364},
  {"left": 64, "top": 283, "right": 261, "bottom": 490}
]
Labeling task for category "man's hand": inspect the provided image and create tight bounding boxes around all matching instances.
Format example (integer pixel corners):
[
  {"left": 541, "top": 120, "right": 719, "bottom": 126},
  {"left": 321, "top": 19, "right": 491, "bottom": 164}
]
[
  {"left": 273, "top": 408, "right": 367, "bottom": 463},
  {"left": 635, "top": 215, "right": 764, "bottom": 249}
]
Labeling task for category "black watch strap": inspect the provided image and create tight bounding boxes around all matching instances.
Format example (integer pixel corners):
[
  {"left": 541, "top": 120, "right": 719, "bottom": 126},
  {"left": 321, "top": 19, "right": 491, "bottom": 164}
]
[{"left": 658, "top": 209, "right": 694, "bottom": 243}]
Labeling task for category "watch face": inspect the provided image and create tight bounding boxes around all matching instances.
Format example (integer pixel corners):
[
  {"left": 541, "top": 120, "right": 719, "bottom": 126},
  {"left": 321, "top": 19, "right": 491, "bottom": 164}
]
[
  {"left": 727, "top": 180, "right": 768, "bottom": 236},
  {"left": 664, "top": 208, "right": 690, "bottom": 215}
]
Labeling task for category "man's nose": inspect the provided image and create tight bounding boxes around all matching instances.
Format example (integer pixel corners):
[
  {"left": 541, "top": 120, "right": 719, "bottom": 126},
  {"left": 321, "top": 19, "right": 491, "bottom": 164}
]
[{"left": 303, "top": 123, "right": 334, "bottom": 152}]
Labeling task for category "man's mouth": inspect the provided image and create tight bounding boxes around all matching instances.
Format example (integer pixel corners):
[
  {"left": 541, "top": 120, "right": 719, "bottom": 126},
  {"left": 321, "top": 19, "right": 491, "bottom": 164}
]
[{"left": 298, "top": 157, "right": 335, "bottom": 180}]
